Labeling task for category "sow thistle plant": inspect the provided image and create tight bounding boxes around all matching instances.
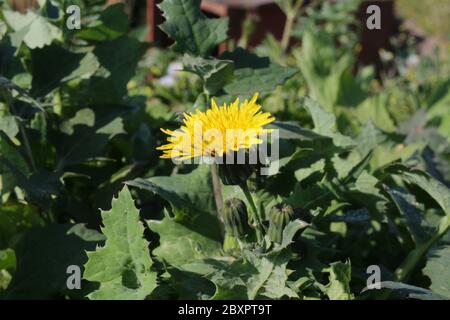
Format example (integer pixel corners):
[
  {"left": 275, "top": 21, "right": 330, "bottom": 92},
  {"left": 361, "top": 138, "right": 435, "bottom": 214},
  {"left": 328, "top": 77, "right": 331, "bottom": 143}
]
[
  {"left": 79, "top": 0, "right": 450, "bottom": 300},
  {"left": 157, "top": 93, "right": 286, "bottom": 245},
  {"left": 3, "top": 0, "right": 450, "bottom": 301}
]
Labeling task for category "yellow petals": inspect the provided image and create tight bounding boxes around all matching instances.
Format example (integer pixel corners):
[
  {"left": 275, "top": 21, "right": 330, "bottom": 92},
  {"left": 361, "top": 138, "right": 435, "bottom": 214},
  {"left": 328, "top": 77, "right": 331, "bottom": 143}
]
[{"left": 157, "top": 93, "right": 275, "bottom": 160}]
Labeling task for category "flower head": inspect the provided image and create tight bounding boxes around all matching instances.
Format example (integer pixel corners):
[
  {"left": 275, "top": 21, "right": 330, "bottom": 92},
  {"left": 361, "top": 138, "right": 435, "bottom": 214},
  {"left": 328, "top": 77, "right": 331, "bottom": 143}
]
[{"left": 157, "top": 93, "right": 275, "bottom": 160}]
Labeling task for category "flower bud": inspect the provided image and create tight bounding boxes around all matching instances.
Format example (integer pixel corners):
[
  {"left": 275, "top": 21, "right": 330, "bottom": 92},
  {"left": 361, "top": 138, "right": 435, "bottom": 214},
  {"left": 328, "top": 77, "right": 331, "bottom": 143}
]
[
  {"left": 222, "top": 198, "right": 250, "bottom": 238},
  {"left": 268, "top": 203, "right": 294, "bottom": 243},
  {"left": 217, "top": 163, "right": 253, "bottom": 186}
]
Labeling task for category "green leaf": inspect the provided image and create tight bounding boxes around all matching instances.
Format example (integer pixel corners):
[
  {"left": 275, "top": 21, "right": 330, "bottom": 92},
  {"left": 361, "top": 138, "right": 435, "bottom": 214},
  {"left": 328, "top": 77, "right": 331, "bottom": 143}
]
[
  {"left": 423, "top": 241, "right": 450, "bottom": 298},
  {"left": 304, "top": 98, "right": 335, "bottom": 136},
  {"left": 277, "top": 219, "right": 310, "bottom": 251},
  {"left": 355, "top": 93, "right": 396, "bottom": 133},
  {"left": 0, "top": 131, "right": 31, "bottom": 196},
  {"left": 0, "top": 20, "right": 7, "bottom": 41},
  {"left": 386, "top": 165, "right": 450, "bottom": 281},
  {"left": 0, "top": 114, "right": 18, "bottom": 141},
  {"left": 30, "top": 45, "right": 86, "bottom": 97},
  {"left": 126, "top": 165, "right": 222, "bottom": 267},
  {"left": 86, "top": 36, "right": 148, "bottom": 103},
  {"left": 3, "top": 10, "right": 62, "bottom": 49},
  {"left": 189, "top": 249, "right": 298, "bottom": 299},
  {"left": 385, "top": 186, "right": 431, "bottom": 243},
  {"left": 0, "top": 248, "right": 15, "bottom": 291},
  {"left": 0, "top": 76, "right": 45, "bottom": 112},
  {"left": 348, "top": 171, "right": 388, "bottom": 216},
  {"left": 76, "top": 3, "right": 129, "bottom": 42},
  {"left": 186, "top": 259, "right": 249, "bottom": 299},
  {"left": 182, "top": 55, "right": 234, "bottom": 95},
  {"left": 363, "top": 281, "right": 447, "bottom": 300},
  {"left": 0, "top": 248, "right": 15, "bottom": 270},
  {"left": 295, "top": 159, "right": 325, "bottom": 182},
  {"left": 356, "top": 121, "right": 379, "bottom": 158},
  {"left": 295, "top": 31, "right": 356, "bottom": 111},
  {"left": 397, "top": 168, "right": 450, "bottom": 216},
  {"left": 0, "top": 135, "right": 62, "bottom": 206},
  {"left": 269, "top": 121, "right": 323, "bottom": 141},
  {"left": 157, "top": 266, "right": 215, "bottom": 299},
  {"left": 158, "top": 0, "right": 229, "bottom": 57},
  {"left": 220, "top": 48, "right": 297, "bottom": 96},
  {"left": 4, "top": 224, "right": 104, "bottom": 299},
  {"left": 126, "top": 166, "right": 216, "bottom": 217},
  {"left": 0, "top": 203, "right": 44, "bottom": 249},
  {"left": 56, "top": 108, "right": 124, "bottom": 169},
  {"left": 303, "top": 97, "right": 354, "bottom": 148},
  {"left": 249, "top": 250, "right": 298, "bottom": 299},
  {"left": 84, "top": 186, "right": 157, "bottom": 300},
  {"left": 322, "top": 260, "right": 354, "bottom": 300},
  {"left": 147, "top": 211, "right": 222, "bottom": 267}
]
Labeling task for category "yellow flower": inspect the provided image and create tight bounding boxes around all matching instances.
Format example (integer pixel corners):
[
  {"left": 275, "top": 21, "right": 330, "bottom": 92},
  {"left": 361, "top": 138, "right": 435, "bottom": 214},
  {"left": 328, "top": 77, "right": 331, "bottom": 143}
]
[{"left": 157, "top": 93, "right": 275, "bottom": 160}]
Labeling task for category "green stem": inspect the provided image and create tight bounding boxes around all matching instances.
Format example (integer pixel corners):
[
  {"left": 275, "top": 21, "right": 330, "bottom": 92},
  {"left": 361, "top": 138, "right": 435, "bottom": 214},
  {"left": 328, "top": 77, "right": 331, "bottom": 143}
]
[
  {"left": 240, "top": 181, "right": 263, "bottom": 243},
  {"left": 280, "top": 0, "right": 303, "bottom": 51},
  {"left": 18, "top": 123, "right": 37, "bottom": 172},
  {"left": 2, "top": 92, "right": 37, "bottom": 172},
  {"left": 54, "top": 88, "right": 63, "bottom": 116},
  {"left": 211, "top": 164, "right": 224, "bottom": 217}
]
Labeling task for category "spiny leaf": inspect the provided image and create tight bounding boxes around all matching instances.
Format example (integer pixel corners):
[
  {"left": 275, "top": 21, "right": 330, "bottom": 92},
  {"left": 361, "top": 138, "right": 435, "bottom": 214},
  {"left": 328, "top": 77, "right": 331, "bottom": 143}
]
[
  {"left": 182, "top": 55, "right": 234, "bottom": 95},
  {"left": 83, "top": 186, "right": 157, "bottom": 300},
  {"left": 158, "top": 0, "right": 229, "bottom": 57},
  {"left": 277, "top": 219, "right": 310, "bottom": 251},
  {"left": 247, "top": 250, "right": 298, "bottom": 299},
  {"left": 322, "top": 260, "right": 354, "bottom": 300}
]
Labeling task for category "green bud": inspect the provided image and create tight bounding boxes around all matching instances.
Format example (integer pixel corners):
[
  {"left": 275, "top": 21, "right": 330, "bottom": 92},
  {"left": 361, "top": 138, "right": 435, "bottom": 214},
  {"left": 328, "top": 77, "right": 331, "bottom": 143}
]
[
  {"left": 268, "top": 203, "right": 294, "bottom": 243},
  {"left": 217, "top": 162, "right": 253, "bottom": 186},
  {"left": 222, "top": 198, "right": 250, "bottom": 238}
]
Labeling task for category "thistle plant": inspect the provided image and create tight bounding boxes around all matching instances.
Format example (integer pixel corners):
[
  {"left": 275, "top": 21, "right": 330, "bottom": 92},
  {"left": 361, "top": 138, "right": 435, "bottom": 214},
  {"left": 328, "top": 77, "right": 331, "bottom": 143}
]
[
  {"left": 157, "top": 93, "right": 275, "bottom": 243},
  {"left": 1, "top": 0, "right": 449, "bottom": 302}
]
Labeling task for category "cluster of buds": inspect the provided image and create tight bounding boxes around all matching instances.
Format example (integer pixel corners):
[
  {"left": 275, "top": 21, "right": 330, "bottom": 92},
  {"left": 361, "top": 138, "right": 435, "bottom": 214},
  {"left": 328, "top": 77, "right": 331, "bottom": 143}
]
[
  {"left": 222, "top": 197, "right": 299, "bottom": 247},
  {"left": 218, "top": 153, "right": 301, "bottom": 249}
]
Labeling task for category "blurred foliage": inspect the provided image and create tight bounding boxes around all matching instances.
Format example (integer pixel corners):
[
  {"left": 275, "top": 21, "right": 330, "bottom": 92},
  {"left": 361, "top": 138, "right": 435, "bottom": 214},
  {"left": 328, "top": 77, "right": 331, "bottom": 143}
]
[{"left": 396, "top": 0, "right": 450, "bottom": 42}]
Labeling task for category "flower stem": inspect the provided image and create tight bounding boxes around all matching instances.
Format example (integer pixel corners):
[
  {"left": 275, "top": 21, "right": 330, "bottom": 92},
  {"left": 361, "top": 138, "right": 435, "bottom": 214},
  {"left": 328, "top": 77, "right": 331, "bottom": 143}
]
[
  {"left": 211, "top": 164, "right": 223, "bottom": 217},
  {"left": 239, "top": 181, "right": 263, "bottom": 243}
]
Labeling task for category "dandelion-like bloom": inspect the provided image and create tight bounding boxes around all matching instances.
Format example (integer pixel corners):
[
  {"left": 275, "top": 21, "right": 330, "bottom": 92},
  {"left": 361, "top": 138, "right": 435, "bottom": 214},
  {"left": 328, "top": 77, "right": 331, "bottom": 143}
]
[{"left": 157, "top": 93, "right": 275, "bottom": 160}]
